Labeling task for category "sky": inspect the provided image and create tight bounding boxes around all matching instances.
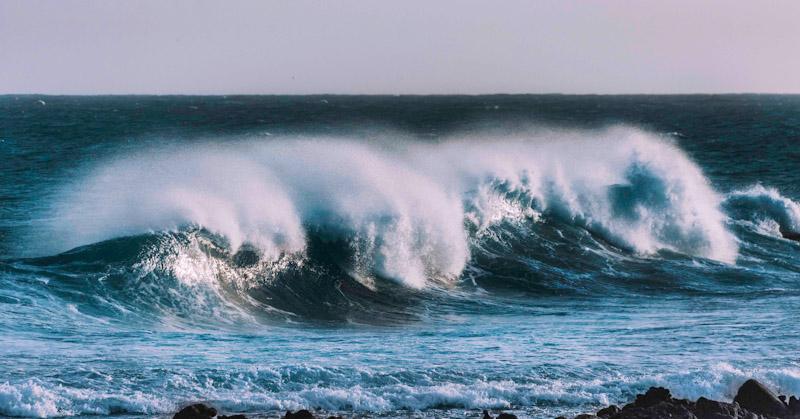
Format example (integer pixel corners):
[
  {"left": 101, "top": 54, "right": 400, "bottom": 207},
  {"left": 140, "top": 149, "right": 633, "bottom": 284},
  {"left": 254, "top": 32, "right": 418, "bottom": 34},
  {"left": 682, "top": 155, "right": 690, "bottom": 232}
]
[{"left": 1, "top": 0, "right": 799, "bottom": 95}]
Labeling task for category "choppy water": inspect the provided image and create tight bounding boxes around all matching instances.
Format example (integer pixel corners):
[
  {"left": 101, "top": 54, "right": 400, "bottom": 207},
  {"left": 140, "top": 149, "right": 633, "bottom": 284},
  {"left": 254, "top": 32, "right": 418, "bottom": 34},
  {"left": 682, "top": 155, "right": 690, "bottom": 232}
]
[{"left": 1, "top": 95, "right": 799, "bottom": 418}]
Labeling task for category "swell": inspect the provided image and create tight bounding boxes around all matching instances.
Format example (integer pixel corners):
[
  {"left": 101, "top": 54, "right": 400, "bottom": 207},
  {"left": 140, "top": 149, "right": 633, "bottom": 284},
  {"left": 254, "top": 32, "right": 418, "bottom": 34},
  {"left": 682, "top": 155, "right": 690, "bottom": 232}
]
[{"left": 7, "top": 127, "right": 800, "bottom": 323}]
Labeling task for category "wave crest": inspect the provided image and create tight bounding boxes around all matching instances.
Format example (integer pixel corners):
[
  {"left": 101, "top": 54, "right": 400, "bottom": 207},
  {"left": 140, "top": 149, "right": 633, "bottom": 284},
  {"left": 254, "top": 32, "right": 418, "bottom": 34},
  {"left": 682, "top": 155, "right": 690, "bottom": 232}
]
[
  {"left": 44, "top": 127, "right": 739, "bottom": 290},
  {"left": 724, "top": 185, "right": 800, "bottom": 239}
]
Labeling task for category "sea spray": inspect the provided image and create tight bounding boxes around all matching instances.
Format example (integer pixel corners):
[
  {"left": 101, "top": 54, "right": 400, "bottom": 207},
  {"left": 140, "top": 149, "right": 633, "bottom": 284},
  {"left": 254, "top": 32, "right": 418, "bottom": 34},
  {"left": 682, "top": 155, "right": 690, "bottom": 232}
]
[
  {"left": 724, "top": 185, "right": 800, "bottom": 238},
  {"left": 47, "top": 127, "right": 738, "bottom": 291}
]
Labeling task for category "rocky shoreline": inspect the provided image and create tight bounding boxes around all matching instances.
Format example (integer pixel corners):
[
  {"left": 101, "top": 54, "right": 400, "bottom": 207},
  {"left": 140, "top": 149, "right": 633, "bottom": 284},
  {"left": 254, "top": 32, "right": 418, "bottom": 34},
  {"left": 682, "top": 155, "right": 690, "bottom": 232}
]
[
  {"left": 559, "top": 379, "right": 800, "bottom": 419},
  {"left": 172, "top": 379, "right": 800, "bottom": 419}
]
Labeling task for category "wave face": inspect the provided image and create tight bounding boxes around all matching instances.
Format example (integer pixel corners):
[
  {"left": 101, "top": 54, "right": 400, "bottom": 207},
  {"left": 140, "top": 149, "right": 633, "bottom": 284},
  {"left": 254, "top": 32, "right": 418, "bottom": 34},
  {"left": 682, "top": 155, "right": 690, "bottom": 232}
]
[
  {"left": 724, "top": 185, "right": 800, "bottom": 239},
  {"left": 3, "top": 95, "right": 800, "bottom": 419}
]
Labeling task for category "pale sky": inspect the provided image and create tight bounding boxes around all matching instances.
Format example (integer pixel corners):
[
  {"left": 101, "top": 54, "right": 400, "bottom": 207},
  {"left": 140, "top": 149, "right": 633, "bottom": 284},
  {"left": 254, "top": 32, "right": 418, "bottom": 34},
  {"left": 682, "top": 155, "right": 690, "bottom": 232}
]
[{"left": 1, "top": 0, "right": 799, "bottom": 94}]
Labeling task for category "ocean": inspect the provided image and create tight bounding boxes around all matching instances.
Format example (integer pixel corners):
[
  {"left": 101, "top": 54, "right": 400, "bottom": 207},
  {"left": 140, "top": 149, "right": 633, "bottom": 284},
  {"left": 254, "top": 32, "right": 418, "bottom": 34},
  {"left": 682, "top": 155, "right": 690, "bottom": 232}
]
[{"left": 1, "top": 94, "right": 799, "bottom": 418}]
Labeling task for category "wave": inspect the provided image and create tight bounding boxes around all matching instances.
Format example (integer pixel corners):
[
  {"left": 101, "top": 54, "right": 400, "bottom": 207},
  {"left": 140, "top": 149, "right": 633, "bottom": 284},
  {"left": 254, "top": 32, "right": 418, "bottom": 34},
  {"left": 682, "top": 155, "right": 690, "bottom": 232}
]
[
  {"left": 19, "top": 229, "right": 424, "bottom": 324},
  {"left": 724, "top": 185, "right": 800, "bottom": 240},
  {"left": 43, "top": 127, "right": 736, "bottom": 281},
  {"left": 10, "top": 126, "right": 800, "bottom": 322},
  {"left": 15, "top": 126, "right": 800, "bottom": 323},
  {"left": 2, "top": 363, "right": 799, "bottom": 417}
]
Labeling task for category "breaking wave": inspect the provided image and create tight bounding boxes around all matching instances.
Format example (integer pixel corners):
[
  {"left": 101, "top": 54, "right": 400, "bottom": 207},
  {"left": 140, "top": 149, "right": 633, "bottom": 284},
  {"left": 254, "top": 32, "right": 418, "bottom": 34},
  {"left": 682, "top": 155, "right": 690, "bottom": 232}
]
[
  {"left": 2, "top": 363, "right": 799, "bottom": 418},
  {"left": 46, "top": 127, "right": 737, "bottom": 278},
  {"left": 724, "top": 185, "right": 800, "bottom": 240},
  {"left": 18, "top": 126, "right": 800, "bottom": 321}
]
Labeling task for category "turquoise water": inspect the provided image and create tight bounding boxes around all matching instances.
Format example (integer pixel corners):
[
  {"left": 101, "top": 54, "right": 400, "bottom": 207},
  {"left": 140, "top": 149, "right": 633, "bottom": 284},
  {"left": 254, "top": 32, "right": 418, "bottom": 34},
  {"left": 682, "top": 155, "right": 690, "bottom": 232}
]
[{"left": 1, "top": 95, "right": 799, "bottom": 418}]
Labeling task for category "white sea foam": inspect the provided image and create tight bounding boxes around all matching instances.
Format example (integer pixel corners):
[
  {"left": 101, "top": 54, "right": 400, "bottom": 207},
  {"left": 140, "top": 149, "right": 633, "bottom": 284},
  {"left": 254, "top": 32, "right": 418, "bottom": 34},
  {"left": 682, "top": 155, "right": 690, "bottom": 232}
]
[
  {"left": 725, "top": 184, "right": 800, "bottom": 237},
  {"left": 0, "top": 379, "right": 169, "bottom": 418},
  {"left": 47, "top": 127, "right": 739, "bottom": 288},
  {"left": 3, "top": 364, "right": 800, "bottom": 417}
]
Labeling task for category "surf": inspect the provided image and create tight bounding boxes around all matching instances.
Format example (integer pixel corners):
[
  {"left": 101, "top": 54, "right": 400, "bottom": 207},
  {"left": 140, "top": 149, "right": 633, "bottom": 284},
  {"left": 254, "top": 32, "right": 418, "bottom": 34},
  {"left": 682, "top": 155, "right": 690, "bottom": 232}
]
[{"left": 32, "top": 127, "right": 739, "bottom": 288}]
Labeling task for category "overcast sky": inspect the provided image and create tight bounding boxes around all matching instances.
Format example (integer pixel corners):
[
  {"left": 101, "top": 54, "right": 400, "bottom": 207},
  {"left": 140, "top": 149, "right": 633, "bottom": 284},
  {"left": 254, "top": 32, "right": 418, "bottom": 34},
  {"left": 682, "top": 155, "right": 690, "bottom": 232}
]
[{"left": 1, "top": 0, "right": 799, "bottom": 94}]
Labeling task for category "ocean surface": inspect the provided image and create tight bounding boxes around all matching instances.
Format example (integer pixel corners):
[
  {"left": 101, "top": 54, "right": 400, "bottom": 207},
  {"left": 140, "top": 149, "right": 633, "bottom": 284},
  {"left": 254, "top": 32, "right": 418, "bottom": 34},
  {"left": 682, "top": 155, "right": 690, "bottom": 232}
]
[{"left": 1, "top": 95, "right": 799, "bottom": 418}]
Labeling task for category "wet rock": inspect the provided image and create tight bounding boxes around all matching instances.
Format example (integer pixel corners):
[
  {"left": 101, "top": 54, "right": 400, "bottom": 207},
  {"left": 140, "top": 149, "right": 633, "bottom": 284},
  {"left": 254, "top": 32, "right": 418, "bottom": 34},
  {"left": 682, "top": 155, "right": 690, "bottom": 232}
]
[
  {"left": 734, "top": 379, "right": 788, "bottom": 417},
  {"left": 173, "top": 403, "right": 218, "bottom": 419},
  {"left": 574, "top": 415, "right": 599, "bottom": 419},
  {"left": 579, "top": 379, "right": 800, "bottom": 419},
  {"left": 588, "top": 387, "right": 696, "bottom": 419},
  {"left": 591, "top": 386, "right": 695, "bottom": 419},
  {"left": 790, "top": 396, "right": 800, "bottom": 414},
  {"left": 218, "top": 415, "right": 247, "bottom": 419},
  {"left": 633, "top": 387, "right": 672, "bottom": 408},
  {"left": 693, "top": 397, "right": 741, "bottom": 419},
  {"left": 483, "top": 410, "right": 493, "bottom": 419},
  {"left": 496, "top": 413, "right": 518, "bottom": 419},
  {"left": 615, "top": 401, "right": 697, "bottom": 419},
  {"left": 596, "top": 405, "right": 619, "bottom": 417},
  {"left": 283, "top": 410, "right": 315, "bottom": 419}
]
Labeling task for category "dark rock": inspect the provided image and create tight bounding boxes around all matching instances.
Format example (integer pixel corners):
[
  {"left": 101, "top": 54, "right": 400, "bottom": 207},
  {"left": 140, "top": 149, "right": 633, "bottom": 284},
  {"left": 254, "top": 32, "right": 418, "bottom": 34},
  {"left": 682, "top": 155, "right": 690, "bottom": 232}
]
[
  {"left": 597, "top": 404, "right": 619, "bottom": 417},
  {"left": 613, "top": 389, "right": 696, "bottom": 419},
  {"left": 693, "top": 397, "right": 741, "bottom": 419},
  {"left": 173, "top": 403, "right": 218, "bottom": 419},
  {"left": 734, "top": 379, "right": 788, "bottom": 417},
  {"left": 325, "top": 416, "right": 343, "bottom": 419},
  {"left": 790, "top": 395, "right": 800, "bottom": 413},
  {"left": 615, "top": 401, "right": 697, "bottom": 419},
  {"left": 574, "top": 415, "right": 599, "bottom": 419},
  {"left": 483, "top": 410, "right": 493, "bottom": 419},
  {"left": 582, "top": 380, "right": 800, "bottom": 419},
  {"left": 218, "top": 415, "right": 247, "bottom": 419},
  {"left": 554, "top": 416, "right": 568, "bottom": 419},
  {"left": 633, "top": 387, "right": 672, "bottom": 408},
  {"left": 496, "top": 414, "right": 518, "bottom": 419},
  {"left": 283, "top": 410, "right": 315, "bottom": 419}
]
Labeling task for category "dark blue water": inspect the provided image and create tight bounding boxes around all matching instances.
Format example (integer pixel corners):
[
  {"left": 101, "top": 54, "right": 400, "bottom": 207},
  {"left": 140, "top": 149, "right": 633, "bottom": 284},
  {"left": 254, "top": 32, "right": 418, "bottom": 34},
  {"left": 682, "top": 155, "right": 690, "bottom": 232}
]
[{"left": 1, "top": 95, "right": 799, "bottom": 418}]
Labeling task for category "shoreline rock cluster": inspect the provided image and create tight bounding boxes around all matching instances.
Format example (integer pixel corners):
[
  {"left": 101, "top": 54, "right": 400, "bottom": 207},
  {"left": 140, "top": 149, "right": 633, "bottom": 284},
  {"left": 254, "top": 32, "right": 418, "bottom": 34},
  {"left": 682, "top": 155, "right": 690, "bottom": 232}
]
[
  {"left": 562, "top": 379, "right": 800, "bottom": 419},
  {"left": 171, "top": 379, "right": 799, "bottom": 419},
  {"left": 174, "top": 405, "right": 522, "bottom": 419}
]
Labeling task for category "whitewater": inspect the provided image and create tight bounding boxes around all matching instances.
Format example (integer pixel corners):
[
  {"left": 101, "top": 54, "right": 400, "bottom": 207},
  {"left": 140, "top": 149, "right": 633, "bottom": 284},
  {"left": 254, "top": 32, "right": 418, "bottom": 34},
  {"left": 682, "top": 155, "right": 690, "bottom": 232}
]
[{"left": 1, "top": 95, "right": 799, "bottom": 418}]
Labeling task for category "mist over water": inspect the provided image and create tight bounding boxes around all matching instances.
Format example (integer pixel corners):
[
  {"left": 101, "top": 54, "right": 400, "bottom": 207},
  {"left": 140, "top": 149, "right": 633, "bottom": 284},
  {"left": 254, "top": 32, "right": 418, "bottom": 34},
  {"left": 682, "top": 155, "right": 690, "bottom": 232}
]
[{"left": 1, "top": 95, "right": 800, "bottom": 418}]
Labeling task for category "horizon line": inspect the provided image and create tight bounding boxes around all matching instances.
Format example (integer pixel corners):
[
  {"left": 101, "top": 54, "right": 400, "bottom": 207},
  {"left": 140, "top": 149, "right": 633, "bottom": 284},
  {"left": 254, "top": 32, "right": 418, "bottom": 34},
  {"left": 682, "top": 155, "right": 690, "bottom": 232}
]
[{"left": 3, "top": 91, "right": 800, "bottom": 97}]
